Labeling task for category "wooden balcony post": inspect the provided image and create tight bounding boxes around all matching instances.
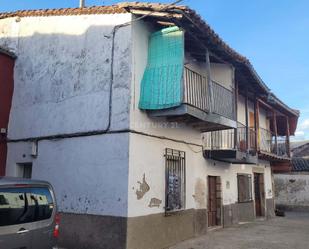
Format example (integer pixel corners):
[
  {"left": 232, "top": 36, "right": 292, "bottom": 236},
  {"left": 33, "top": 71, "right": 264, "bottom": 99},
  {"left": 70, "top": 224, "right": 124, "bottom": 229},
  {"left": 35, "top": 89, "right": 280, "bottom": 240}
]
[
  {"left": 234, "top": 80, "right": 239, "bottom": 149},
  {"left": 286, "top": 116, "right": 291, "bottom": 157},
  {"left": 254, "top": 97, "right": 260, "bottom": 151},
  {"left": 205, "top": 49, "right": 213, "bottom": 113},
  {"left": 272, "top": 110, "right": 278, "bottom": 155},
  {"left": 245, "top": 88, "right": 249, "bottom": 152}
]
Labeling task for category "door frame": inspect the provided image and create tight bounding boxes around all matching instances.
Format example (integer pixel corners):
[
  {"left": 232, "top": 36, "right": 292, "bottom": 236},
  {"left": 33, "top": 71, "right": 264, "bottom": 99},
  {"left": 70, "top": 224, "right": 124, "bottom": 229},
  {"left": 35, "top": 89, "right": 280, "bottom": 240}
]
[
  {"left": 207, "top": 175, "right": 222, "bottom": 227},
  {"left": 254, "top": 172, "right": 265, "bottom": 217}
]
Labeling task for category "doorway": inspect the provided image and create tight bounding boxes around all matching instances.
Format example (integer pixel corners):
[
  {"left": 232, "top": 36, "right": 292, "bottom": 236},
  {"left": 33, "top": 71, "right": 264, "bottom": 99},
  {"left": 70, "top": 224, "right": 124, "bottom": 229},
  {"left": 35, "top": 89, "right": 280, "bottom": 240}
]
[
  {"left": 208, "top": 176, "right": 221, "bottom": 227},
  {"left": 254, "top": 173, "right": 265, "bottom": 217},
  {"left": 17, "top": 163, "right": 32, "bottom": 179}
]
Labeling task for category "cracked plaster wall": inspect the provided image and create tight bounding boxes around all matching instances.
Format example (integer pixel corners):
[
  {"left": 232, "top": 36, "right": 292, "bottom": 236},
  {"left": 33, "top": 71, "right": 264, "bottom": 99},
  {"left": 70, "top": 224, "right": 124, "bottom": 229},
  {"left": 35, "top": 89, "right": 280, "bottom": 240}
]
[
  {"left": 2, "top": 13, "right": 132, "bottom": 217},
  {"left": 275, "top": 173, "right": 309, "bottom": 207}
]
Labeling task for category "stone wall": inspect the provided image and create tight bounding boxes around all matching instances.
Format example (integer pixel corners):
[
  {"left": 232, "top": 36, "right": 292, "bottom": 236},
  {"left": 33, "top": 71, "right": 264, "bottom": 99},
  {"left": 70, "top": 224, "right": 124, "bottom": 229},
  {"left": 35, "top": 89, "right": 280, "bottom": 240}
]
[{"left": 275, "top": 173, "right": 309, "bottom": 211}]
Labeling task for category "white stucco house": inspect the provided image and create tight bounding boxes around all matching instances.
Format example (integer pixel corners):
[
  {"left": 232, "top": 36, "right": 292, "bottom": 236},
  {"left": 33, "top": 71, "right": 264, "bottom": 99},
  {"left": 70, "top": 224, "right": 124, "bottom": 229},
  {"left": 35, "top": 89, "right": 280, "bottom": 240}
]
[{"left": 0, "top": 2, "right": 299, "bottom": 249}]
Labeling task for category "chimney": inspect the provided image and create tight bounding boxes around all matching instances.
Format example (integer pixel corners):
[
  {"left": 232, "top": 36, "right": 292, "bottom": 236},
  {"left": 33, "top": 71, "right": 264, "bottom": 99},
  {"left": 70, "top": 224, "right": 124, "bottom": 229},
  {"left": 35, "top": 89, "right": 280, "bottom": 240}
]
[{"left": 79, "top": 0, "right": 85, "bottom": 8}]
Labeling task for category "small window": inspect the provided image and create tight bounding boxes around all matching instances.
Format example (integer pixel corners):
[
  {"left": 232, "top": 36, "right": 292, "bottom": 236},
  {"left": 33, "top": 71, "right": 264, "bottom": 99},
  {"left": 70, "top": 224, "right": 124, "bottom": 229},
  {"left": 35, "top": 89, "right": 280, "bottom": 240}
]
[
  {"left": 18, "top": 163, "right": 32, "bottom": 179},
  {"left": 237, "top": 174, "right": 252, "bottom": 203},
  {"left": 165, "top": 148, "right": 186, "bottom": 212},
  {"left": 0, "top": 187, "right": 54, "bottom": 226}
]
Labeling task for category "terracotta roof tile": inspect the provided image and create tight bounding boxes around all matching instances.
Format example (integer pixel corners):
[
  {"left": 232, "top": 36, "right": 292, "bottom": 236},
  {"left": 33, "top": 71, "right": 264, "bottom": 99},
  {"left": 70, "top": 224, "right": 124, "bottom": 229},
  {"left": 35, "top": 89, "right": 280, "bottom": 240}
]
[{"left": 0, "top": 5, "right": 126, "bottom": 19}]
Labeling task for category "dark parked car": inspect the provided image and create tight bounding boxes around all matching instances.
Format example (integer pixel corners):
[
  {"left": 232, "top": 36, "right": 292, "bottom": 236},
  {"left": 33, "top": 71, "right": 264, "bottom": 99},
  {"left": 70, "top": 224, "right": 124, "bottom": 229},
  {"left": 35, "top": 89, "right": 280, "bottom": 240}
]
[{"left": 0, "top": 177, "right": 59, "bottom": 249}]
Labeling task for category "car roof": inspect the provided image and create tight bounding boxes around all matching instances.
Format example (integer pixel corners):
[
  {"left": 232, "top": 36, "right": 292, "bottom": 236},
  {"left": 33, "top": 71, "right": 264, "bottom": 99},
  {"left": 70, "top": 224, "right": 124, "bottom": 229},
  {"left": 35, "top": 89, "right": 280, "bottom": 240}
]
[{"left": 0, "top": 176, "right": 51, "bottom": 186}]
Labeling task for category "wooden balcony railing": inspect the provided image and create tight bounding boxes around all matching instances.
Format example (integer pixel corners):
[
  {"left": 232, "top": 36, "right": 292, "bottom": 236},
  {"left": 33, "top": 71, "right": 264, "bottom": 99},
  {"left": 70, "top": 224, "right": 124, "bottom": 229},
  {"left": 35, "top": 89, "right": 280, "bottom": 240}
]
[
  {"left": 204, "top": 126, "right": 289, "bottom": 158},
  {"left": 183, "top": 67, "right": 210, "bottom": 111},
  {"left": 259, "top": 128, "right": 289, "bottom": 157},
  {"left": 203, "top": 124, "right": 256, "bottom": 153},
  {"left": 211, "top": 80, "right": 235, "bottom": 120},
  {"left": 183, "top": 67, "right": 235, "bottom": 120}
]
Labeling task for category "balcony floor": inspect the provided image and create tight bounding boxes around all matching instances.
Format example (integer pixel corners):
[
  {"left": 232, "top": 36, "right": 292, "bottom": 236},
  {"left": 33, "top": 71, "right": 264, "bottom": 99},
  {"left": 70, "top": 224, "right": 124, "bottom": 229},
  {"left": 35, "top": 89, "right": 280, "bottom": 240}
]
[
  {"left": 148, "top": 104, "right": 237, "bottom": 132},
  {"left": 204, "top": 149, "right": 258, "bottom": 164}
]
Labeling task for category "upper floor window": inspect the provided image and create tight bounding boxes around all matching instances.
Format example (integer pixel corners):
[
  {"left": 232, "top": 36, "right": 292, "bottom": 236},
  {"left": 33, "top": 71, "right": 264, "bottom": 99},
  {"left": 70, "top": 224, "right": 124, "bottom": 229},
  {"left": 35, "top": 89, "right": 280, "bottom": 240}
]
[{"left": 165, "top": 148, "right": 186, "bottom": 212}]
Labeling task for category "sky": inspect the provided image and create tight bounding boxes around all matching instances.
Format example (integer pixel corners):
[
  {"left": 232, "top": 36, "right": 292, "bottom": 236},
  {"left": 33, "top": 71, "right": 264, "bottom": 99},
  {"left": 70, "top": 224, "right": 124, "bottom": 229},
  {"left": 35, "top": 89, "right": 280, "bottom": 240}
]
[{"left": 0, "top": 0, "right": 308, "bottom": 141}]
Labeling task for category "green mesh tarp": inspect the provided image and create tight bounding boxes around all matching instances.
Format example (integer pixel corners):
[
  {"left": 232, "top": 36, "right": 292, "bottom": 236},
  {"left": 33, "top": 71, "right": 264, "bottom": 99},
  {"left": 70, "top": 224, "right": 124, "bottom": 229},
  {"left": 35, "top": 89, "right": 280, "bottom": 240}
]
[{"left": 139, "top": 26, "right": 184, "bottom": 110}]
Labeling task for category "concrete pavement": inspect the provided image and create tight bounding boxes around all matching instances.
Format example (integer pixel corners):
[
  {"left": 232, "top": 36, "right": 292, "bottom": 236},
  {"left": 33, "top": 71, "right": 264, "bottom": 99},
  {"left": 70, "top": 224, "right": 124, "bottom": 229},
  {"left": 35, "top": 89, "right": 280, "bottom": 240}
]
[{"left": 169, "top": 212, "right": 309, "bottom": 249}]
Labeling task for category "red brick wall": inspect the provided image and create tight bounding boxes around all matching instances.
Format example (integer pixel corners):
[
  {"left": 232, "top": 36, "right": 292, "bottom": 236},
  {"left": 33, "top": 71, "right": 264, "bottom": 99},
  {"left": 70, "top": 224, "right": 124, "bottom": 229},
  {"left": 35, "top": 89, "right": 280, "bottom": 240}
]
[{"left": 0, "top": 53, "right": 14, "bottom": 176}]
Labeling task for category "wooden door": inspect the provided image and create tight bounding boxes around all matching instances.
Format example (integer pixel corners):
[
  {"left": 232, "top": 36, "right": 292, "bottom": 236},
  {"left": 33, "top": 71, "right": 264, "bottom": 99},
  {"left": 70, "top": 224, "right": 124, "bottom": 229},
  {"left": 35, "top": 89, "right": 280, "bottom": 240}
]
[
  {"left": 208, "top": 176, "right": 221, "bottom": 227},
  {"left": 254, "top": 173, "right": 265, "bottom": 217}
]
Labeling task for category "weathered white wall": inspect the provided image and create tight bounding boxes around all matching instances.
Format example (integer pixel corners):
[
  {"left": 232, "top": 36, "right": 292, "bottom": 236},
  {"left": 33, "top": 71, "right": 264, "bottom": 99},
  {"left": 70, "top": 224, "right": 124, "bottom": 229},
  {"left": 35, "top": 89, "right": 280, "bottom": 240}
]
[
  {"left": 0, "top": 14, "right": 132, "bottom": 139},
  {"left": 264, "top": 164, "right": 274, "bottom": 199},
  {"left": 6, "top": 133, "right": 129, "bottom": 217},
  {"left": 185, "top": 54, "right": 234, "bottom": 90},
  {"left": 274, "top": 173, "right": 309, "bottom": 208},
  {"left": 128, "top": 131, "right": 272, "bottom": 217},
  {"left": 3, "top": 15, "right": 275, "bottom": 221},
  {"left": 128, "top": 19, "right": 273, "bottom": 218},
  {"left": 210, "top": 63, "right": 234, "bottom": 90},
  {"left": 3, "top": 13, "right": 133, "bottom": 217},
  {"left": 184, "top": 53, "right": 207, "bottom": 78}
]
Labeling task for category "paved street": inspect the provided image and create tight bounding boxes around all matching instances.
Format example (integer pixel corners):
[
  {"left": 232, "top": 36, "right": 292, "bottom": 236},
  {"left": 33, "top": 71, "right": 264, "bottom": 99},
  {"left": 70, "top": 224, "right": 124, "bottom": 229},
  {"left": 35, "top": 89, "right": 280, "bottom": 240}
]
[{"left": 169, "top": 212, "right": 309, "bottom": 249}]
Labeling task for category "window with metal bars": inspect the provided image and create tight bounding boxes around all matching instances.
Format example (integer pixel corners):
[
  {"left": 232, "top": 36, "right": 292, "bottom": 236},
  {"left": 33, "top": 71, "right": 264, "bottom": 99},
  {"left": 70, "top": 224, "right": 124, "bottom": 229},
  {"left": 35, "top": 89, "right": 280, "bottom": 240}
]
[
  {"left": 165, "top": 148, "right": 186, "bottom": 212},
  {"left": 237, "top": 174, "right": 253, "bottom": 203}
]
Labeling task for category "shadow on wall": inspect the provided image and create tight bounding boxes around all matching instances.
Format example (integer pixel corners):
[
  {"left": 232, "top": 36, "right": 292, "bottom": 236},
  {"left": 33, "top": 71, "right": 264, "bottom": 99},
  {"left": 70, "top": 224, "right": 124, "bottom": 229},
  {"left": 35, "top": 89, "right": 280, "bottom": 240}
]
[
  {"left": 0, "top": 24, "right": 132, "bottom": 140},
  {"left": 1, "top": 22, "right": 132, "bottom": 249}
]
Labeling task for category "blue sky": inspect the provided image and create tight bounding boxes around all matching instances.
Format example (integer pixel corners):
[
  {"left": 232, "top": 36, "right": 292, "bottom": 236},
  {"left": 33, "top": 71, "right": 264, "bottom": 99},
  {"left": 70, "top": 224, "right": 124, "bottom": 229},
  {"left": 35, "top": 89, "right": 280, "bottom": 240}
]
[{"left": 1, "top": 0, "right": 308, "bottom": 140}]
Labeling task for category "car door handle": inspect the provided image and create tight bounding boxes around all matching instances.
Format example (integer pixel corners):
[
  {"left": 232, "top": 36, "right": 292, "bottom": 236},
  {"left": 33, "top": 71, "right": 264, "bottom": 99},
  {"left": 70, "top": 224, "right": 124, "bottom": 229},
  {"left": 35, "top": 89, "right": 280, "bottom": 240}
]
[{"left": 17, "top": 228, "right": 29, "bottom": 234}]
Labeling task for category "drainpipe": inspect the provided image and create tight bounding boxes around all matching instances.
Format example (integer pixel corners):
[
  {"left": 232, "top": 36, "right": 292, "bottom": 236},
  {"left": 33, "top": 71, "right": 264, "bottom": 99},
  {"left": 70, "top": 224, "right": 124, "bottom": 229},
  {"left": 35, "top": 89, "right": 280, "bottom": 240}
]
[{"left": 79, "top": 0, "right": 85, "bottom": 8}]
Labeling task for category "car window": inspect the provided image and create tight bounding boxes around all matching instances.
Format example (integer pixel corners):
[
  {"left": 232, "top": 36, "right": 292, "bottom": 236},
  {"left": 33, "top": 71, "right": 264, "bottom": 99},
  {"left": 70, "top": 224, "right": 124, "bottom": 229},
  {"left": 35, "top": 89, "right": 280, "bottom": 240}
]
[
  {"left": 29, "top": 187, "right": 54, "bottom": 222},
  {"left": 0, "top": 186, "right": 54, "bottom": 226}
]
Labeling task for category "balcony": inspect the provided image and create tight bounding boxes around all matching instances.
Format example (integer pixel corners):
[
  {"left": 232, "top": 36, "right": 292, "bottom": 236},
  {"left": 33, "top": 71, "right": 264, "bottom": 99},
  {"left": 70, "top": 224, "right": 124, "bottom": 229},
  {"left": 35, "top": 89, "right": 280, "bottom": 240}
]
[
  {"left": 203, "top": 124, "right": 258, "bottom": 164},
  {"left": 149, "top": 66, "right": 237, "bottom": 132},
  {"left": 258, "top": 128, "right": 290, "bottom": 161}
]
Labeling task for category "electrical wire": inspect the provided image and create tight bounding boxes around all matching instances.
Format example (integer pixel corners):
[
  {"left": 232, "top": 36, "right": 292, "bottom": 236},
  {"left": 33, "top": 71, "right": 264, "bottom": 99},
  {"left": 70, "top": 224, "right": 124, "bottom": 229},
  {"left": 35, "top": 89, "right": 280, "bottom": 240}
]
[{"left": 106, "top": 0, "right": 185, "bottom": 131}]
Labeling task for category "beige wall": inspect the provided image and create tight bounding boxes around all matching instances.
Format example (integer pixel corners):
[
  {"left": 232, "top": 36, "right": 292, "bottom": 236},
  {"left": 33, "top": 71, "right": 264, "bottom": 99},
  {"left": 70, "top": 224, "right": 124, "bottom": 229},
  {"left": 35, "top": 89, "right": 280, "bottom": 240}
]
[
  {"left": 185, "top": 53, "right": 234, "bottom": 90},
  {"left": 210, "top": 63, "right": 234, "bottom": 90},
  {"left": 237, "top": 95, "right": 270, "bottom": 130}
]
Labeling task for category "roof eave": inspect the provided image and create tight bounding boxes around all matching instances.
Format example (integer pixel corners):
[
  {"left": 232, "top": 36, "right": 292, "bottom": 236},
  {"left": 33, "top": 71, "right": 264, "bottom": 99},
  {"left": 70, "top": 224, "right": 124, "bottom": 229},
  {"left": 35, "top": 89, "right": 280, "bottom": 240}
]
[{"left": 0, "top": 47, "right": 16, "bottom": 59}]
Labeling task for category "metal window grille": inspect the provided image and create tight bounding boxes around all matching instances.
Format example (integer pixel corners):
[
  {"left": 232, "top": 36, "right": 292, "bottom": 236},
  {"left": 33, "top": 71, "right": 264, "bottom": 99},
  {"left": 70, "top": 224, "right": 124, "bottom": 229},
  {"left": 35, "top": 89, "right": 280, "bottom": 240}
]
[
  {"left": 237, "top": 174, "right": 253, "bottom": 203},
  {"left": 165, "top": 148, "right": 186, "bottom": 212}
]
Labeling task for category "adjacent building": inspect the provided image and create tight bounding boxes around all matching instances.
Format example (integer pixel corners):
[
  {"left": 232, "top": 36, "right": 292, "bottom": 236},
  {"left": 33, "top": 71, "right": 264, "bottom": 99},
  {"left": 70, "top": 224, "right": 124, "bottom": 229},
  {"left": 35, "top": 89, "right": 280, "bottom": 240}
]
[
  {"left": 0, "top": 47, "right": 15, "bottom": 176},
  {"left": 275, "top": 141, "right": 309, "bottom": 211},
  {"left": 0, "top": 3, "right": 299, "bottom": 249}
]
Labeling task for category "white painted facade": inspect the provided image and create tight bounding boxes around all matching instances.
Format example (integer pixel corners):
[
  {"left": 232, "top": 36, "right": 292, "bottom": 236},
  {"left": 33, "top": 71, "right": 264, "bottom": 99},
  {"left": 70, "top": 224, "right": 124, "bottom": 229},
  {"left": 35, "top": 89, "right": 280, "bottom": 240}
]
[
  {"left": 1, "top": 13, "right": 274, "bottom": 222},
  {"left": 0, "top": 14, "right": 132, "bottom": 139},
  {"left": 1, "top": 13, "right": 132, "bottom": 217},
  {"left": 128, "top": 19, "right": 273, "bottom": 218}
]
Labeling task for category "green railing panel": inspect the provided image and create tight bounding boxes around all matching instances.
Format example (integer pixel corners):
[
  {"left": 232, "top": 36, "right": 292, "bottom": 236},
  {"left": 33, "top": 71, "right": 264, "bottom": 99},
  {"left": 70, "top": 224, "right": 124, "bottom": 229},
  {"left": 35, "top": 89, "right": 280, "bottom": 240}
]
[{"left": 139, "top": 26, "right": 184, "bottom": 110}]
